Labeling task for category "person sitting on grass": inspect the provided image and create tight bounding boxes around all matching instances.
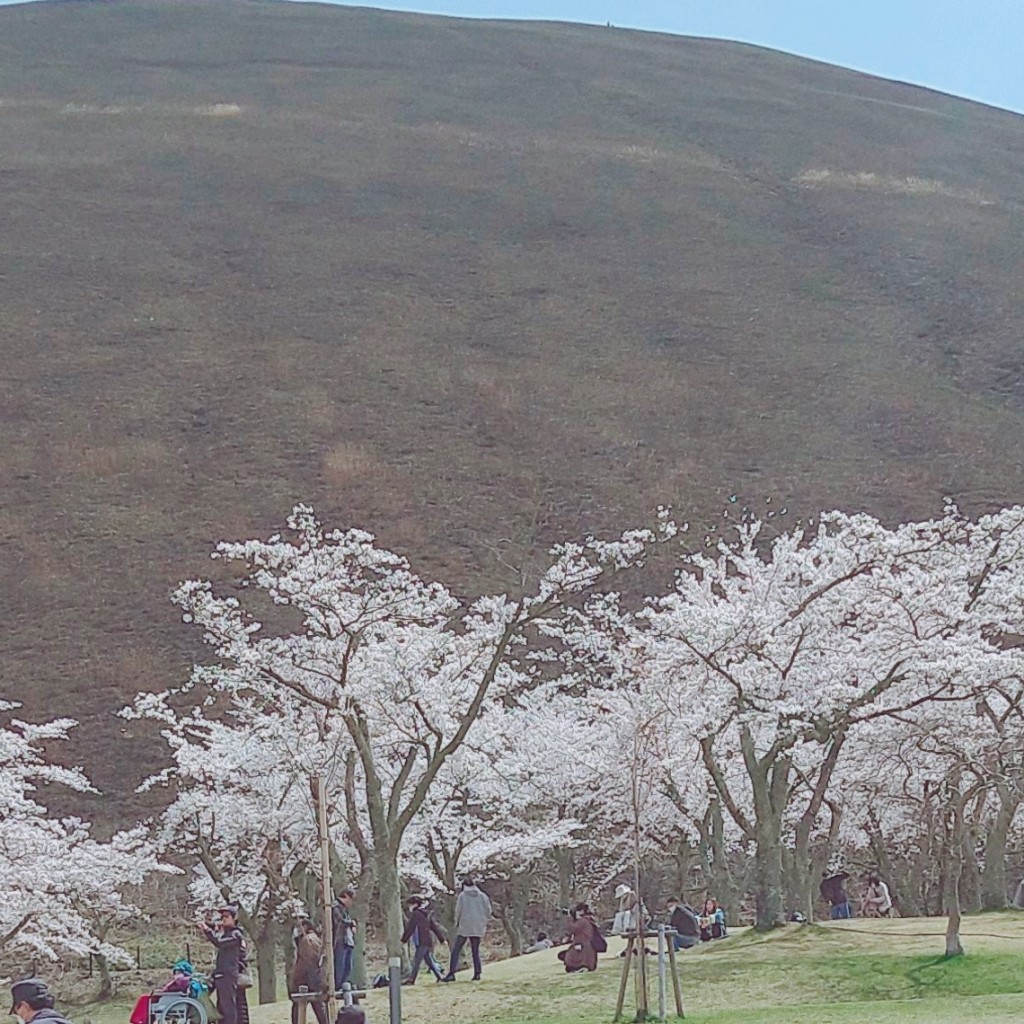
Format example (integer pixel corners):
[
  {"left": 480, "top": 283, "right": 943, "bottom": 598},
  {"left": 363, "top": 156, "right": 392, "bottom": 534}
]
[
  {"left": 699, "top": 899, "right": 727, "bottom": 941},
  {"left": 524, "top": 932, "right": 553, "bottom": 954},
  {"left": 819, "top": 869, "right": 854, "bottom": 920},
  {"left": 666, "top": 898, "right": 700, "bottom": 950}
]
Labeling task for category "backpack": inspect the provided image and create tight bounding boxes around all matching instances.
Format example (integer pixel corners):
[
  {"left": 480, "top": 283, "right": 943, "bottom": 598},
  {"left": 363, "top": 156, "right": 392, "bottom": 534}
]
[{"left": 591, "top": 921, "right": 607, "bottom": 954}]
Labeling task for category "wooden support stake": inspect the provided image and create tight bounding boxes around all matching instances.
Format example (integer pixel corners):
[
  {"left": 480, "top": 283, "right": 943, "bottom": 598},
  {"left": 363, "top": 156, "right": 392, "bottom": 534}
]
[
  {"left": 665, "top": 938, "right": 684, "bottom": 1018},
  {"left": 317, "top": 775, "right": 338, "bottom": 1024},
  {"left": 614, "top": 934, "right": 634, "bottom": 1021}
]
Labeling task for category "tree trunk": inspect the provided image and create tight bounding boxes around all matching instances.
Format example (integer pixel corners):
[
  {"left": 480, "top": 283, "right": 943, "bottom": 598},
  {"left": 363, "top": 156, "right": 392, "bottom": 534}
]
[
  {"left": 958, "top": 828, "right": 982, "bottom": 914},
  {"left": 754, "top": 827, "right": 785, "bottom": 930},
  {"left": 375, "top": 851, "right": 406, "bottom": 963},
  {"left": 553, "top": 847, "right": 574, "bottom": 910},
  {"left": 497, "top": 875, "right": 530, "bottom": 956},
  {"left": 981, "top": 796, "right": 1015, "bottom": 910},
  {"left": 95, "top": 954, "right": 114, "bottom": 1001},
  {"left": 255, "top": 922, "right": 278, "bottom": 1004}
]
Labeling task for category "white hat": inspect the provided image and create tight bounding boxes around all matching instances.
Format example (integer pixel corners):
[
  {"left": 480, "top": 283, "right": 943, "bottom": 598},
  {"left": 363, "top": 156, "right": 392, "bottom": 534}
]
[{"left": 614, "top": 884, "right": 632, "bottom": 898}]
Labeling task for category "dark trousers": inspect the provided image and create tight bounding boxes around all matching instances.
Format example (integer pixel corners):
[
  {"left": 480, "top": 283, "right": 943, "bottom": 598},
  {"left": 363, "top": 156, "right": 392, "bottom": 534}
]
[
  {"left": 334, "top": 945, "right": 354, "bottom": 990},
  {"left": 447, "top": 935, "right": 482, "bottom": 978},
  {"left": 408, "top": 943, "right": 443, "bottom": 983},
  {"left": 214, "top": 977, "right": 238, "bottom": 1024},
  {"left": 290, "top": 969, "right": 328, "bottom": 1024}
]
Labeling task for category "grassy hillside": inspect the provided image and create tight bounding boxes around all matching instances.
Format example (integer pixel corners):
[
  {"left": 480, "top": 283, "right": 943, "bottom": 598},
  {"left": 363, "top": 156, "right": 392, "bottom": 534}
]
[
  {"left": 2, "top": 0, "right": 1024, "bottom": 806},
  {"left": 79, "top": 916, "right": 1024, "bottom": 1024}
]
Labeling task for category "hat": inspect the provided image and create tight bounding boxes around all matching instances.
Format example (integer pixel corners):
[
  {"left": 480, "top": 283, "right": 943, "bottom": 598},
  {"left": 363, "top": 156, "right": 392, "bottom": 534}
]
[
  {"left": 171, "top": 960, "right": 195, "bottom": 976},
  {"left": 10, "top": 980, "right": 50, "bottom": 1015},
  {"left": 217, "top": 905, "right": 239, "bottom": 918},
  {"left": 614, "top": 884, "right": 632, "bottom": 899}
]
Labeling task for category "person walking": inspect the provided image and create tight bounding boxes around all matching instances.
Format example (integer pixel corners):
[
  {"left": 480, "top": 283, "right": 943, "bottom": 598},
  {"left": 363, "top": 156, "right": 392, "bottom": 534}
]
[
  {"left": 290, "top": 919, "right": 328, "bottom": 1024},
  {"left": 441, "top": 878, "right": 492, "bottom": 982},
  {"left": 402, "top": 897, "right": 447, "bottom": 984},
  {"left": 331, "top": 891, "right": 357, "bottom": 992},
  {"left": 9, "top": 980, "right": 74, "bottom": 1024},
  {"left": 199, "top": 905, "right": 249, "bottom": 1024}
]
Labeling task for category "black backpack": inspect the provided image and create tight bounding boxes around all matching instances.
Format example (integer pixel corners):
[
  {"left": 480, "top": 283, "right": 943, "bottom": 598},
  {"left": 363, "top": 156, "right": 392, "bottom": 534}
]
[{"left": 591, "top": 921, "right": 607, "bottom": 954}]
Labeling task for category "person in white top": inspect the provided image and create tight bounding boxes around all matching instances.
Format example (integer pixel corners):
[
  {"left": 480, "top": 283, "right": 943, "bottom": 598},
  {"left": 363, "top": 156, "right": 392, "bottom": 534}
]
[
  {"left": 612, "top": 884, "right": 638, "bottom": 935},
  {"left": 862, "top": 873, "right": 893, "bottom": 917}
]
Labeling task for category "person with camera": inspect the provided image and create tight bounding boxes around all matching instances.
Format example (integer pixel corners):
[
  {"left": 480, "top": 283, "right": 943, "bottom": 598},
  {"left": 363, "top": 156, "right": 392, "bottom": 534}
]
[
  {"left": 198, "top": 905, "right": 249, "bottom": 1024},
  {"left": 9, "top": 980, "right": 73, "bottom": 1024}
]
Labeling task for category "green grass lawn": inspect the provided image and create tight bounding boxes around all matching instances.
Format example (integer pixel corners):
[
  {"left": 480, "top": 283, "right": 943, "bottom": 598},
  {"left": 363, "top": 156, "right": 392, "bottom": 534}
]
[{"left": 80, "top": 915, "right": 1024, "bottom": 1024}]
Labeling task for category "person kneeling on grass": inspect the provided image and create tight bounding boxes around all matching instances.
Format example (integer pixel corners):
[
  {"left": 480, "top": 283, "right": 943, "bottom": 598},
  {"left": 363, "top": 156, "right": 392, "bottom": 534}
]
[
  {"left": 861, "top": 874, "right": 893, "bottom": 918},
  {"left": 560, "top": 903, "right": 604, "bottom": 973}
]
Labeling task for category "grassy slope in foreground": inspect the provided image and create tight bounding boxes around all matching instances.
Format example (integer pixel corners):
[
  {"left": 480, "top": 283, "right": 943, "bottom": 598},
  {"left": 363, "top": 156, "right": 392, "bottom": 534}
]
[{"left": 236, "top": 916, "right": 1024, "bottom": 1024}]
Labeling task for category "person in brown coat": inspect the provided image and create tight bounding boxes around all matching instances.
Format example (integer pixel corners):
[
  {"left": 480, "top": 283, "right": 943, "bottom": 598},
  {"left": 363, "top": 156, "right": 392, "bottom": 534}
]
[
  {"left": 290, "top": 919, "right": 328, "bottom": 1024},
  {"left": 562, "top": 904, "right": 599, "bottom": 973}
]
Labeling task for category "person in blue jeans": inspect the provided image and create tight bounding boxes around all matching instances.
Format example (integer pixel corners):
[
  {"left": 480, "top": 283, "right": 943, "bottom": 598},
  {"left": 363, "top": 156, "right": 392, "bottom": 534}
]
[
  {"left": 819, "top": 871, "right": 853, "bottom": 919},
  {"left": 666, "top": 898, "right": 700, "bottom": 950},
  {"left": 332, "top": 891, "right": 356, "bottom": 990},
  {"left": 402, "top": 897, "right": 447, "bottom": 984}
]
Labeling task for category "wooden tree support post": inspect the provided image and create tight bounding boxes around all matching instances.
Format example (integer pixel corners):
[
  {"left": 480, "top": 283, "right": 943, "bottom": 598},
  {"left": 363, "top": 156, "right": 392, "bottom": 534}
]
[
  {"left": 614, "top": 931, "right": 684, "bottom": 1022},
  {"left": 614, "top": 934, "right": 635, "bottom": 1022},
  {"left": 665, "top": 936, "right": 684, "bottom": 1018}
]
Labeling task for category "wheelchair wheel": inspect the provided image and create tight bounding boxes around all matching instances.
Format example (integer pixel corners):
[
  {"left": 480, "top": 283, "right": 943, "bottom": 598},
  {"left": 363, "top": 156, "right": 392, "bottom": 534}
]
[{"left": 156, "top": 998, "right": 207, "bottom": 1024}]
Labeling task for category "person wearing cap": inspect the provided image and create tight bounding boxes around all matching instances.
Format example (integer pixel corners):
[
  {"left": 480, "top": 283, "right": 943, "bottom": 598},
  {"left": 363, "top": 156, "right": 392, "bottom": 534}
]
[
  {"left": 9, "top": 980, "right": 73, "bottom": 1024},
  {"left": 199, "top": 906, "right": 248, "bottom": 1024}
]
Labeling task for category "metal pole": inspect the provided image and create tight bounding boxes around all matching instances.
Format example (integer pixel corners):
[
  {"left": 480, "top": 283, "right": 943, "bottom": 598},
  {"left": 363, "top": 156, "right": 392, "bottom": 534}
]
[
  {"left": 388, "top": 956, "right": 402, "bottom": 1024},
  {"left": 317, "top": 775, "right": 338, "bottom": 1024},
  {"left": 657, "top": 927, "right": 667, "bottom": 1022}
]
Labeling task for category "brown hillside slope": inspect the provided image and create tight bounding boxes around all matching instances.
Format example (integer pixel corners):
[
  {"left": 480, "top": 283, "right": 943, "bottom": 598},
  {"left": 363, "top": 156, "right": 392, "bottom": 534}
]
[{"left": 2, "top": 0, "right": 1024, "bottom": 810}]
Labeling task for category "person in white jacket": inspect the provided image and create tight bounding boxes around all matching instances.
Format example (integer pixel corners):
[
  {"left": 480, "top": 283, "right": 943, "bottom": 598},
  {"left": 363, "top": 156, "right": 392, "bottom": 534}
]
[
  {"left": 441, "top": 879, "right": 492, "bottom": 982},
  {"left": 862, "top": 874, "right": 893, "bottom": 917}
]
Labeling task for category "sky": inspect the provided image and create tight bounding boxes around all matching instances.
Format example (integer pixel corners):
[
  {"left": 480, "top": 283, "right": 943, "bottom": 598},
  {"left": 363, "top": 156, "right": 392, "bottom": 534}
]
[
  {"left": 308, "top": 0, "right": 1024, "bottom": 115},
  {"left": 1, "top": 0, "right": 1021, "bottom": 115}
]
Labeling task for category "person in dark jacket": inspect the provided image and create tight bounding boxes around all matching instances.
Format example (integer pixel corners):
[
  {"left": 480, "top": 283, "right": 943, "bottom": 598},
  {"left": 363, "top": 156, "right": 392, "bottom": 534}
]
[
  {"left": 199, "top": 906, "right": 249, "bottom": 1024},
  {"left": 401, "top": 897, "right": 447, "bottom": 984},
  {"left": 290, "top": 919, "right": 328, "bottom": 1024},
  {"left": 665, "top": 898, "right": 700, "bottom": 950},
  {"left": 819, "top": 871, "right": 853, "bottom": 920},
  {"left": 9, "top": 980, "right": 74, "bottom": 1024}
]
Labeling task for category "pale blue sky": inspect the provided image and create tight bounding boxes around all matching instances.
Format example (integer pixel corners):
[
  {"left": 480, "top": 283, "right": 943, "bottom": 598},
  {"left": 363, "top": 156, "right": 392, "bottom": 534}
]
[
  {"left": 313, "top": 0, "right": 1024, "bottom": 115},
  {"left": 3, "top": 0, "right": 1022, "bottom": 115}
]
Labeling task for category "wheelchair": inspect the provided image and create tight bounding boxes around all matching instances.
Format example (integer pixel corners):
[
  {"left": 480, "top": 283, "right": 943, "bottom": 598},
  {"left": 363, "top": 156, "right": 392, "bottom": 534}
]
[{"left": 149, "top": 991, "right": 210, "bottom": 1024}]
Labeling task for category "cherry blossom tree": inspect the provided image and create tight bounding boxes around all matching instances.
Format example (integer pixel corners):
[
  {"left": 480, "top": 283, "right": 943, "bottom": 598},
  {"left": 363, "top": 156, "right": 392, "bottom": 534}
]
[
  {"left": 0, "top": 705, "right": 168, "bottom": 972},
  {"left": 122, "top": 696, "right": 357, "bottom": 1002},
  {"left": 148, "top": 505, "right": 671, "bottom": 959},
  {"left": 638, "top": 507, "right": 1024, "bottom": 929}
]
